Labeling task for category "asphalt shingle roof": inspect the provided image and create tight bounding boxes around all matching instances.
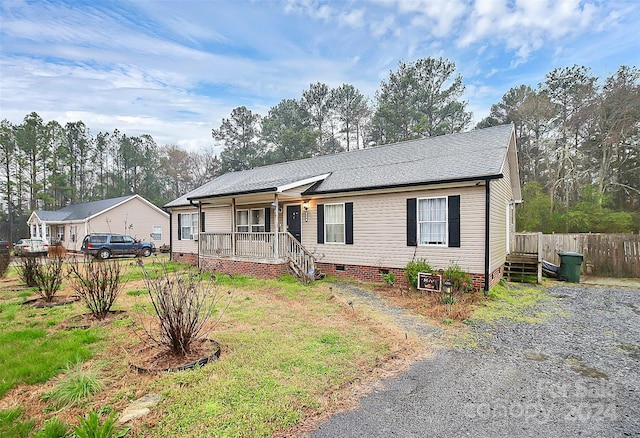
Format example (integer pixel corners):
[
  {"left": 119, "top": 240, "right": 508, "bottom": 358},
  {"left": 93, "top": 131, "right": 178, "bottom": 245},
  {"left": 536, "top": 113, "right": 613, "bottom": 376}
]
[
  {"left": 35, "top": 195, "right": 135, "bottom": 221},
  {"left": 165, "top": 124, "right": 514, "bottom": 207}
]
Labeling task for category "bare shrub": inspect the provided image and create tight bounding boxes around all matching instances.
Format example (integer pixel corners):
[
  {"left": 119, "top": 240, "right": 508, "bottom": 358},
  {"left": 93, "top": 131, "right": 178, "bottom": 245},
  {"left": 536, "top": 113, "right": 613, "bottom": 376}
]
[
  {"left": 16, "top": 255, "right": 41, "bottom": 287},
  {"left": 29, "top": 255, "right": 64, "bottom": 302},
  {"left": 0, "top": 252, "right": 9, "bottom": 278},
  {"left": 68, "top": 258, "right": 124, "bottom": 319},
  {"left": 139, "top": 264, "right": 231, "bottom": 356}
]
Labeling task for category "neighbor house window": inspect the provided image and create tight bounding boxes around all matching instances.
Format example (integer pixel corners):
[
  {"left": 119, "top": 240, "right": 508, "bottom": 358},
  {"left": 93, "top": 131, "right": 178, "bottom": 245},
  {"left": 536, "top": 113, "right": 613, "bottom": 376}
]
[
  {"left": 70, "top": 225, "right": 77, "bottom": 243},
  {"left": 179, "top": 213, "right": 199, "bottom": 240},
  {"left": 418, "top": 197, "right": 447, "bottom": 245},
  {"left": 325, "top": 203, "right": 345, "bottom": 244},
  {"left": 151, "top": 226, "right": 162, "bottom": 241},
  {"left": 57, "top": 225, "right": 65, "bottom": 242},
  {"left": 236, "top": 209, "right": 265, "bottom": 233}
]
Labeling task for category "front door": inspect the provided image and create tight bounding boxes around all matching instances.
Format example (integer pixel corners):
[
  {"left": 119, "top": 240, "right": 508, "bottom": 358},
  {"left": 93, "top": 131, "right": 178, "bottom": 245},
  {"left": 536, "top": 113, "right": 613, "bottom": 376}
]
[{"left": 287, "top": 205, "right": 302, "bottom": 242}]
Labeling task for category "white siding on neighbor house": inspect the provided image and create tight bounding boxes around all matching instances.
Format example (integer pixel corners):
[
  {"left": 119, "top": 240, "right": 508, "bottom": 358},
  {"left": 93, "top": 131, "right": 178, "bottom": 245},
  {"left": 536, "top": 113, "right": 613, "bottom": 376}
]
[
  {"left": 47, "top": 197, "right": 169, "bottom": 252},
  {"left": 302, "top": 185, "right": 487, "bottom": 273},
  {"left": 84, "top": 197, "right": 169, "bottom": 248}
]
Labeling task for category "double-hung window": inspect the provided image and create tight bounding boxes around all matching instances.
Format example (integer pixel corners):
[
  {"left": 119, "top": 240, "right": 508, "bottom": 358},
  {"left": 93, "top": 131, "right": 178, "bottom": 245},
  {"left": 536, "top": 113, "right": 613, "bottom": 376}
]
[
  {"left": 151, "top": 226, "right": 162, "bottom": 241},
  {"left": 325, "top": 203, "right": 345, "bottom": 244},
  {"left": 179, "top": 212, "right": 199, "bottom": 240},
  {"left": 418, "top": 197, "right": 447, "bottom": 245},
  {"left": 236, "top": 209, "right": 265, "bottom": 233}
]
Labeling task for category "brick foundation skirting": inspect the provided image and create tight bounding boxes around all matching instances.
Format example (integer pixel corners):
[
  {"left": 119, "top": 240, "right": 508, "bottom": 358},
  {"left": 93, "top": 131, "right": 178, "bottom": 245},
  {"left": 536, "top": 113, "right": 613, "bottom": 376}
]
[
  {"left": 171, "top": 252, "right": 289, "bottom": 279},
  {"left": 171, "top": 252, "right": 505, "bottom": 291}
]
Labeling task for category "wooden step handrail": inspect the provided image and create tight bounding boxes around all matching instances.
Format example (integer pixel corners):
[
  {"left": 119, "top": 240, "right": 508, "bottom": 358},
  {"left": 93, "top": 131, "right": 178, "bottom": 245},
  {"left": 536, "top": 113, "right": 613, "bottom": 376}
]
[{"left": 280, "top": 232, "right": 317, "bottom": 280}]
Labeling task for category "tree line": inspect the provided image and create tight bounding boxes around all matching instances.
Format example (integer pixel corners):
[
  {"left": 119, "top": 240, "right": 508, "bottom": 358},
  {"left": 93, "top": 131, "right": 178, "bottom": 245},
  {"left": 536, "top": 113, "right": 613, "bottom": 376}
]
[{"left": 1, "top": 57, "right": 638, "bottom": 241}]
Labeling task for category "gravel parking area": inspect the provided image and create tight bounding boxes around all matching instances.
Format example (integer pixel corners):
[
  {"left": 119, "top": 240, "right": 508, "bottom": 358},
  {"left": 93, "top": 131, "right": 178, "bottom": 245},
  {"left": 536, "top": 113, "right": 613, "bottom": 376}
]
[{"left": 311, "top": 284, "right": 640, "bottom": 437}]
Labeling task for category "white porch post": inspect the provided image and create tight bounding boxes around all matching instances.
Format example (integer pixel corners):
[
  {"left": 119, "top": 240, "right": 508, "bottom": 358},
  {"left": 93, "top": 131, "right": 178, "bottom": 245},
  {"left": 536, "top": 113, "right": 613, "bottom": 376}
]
[
  {"left": 274, "top": 194, "right": 279, "bottom": 259},
  {"left": 41, "top": 222, "right": 46, "bottom": 242},
  {"left": 231, "top": 198, "right": 236, "bottom": 256}
]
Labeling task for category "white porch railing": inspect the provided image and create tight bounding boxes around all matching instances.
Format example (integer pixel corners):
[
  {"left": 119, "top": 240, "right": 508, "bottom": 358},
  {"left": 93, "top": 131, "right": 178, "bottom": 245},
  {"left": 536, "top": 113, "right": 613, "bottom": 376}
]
[{"left": 199, "top": 232, "right": 317, "bottom": 279}]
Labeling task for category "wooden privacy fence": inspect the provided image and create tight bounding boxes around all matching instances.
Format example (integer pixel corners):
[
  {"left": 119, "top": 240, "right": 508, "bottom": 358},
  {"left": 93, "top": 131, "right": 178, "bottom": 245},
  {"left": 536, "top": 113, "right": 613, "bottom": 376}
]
[{"left": 511, "top": 233, "right": 640, "bottom": 278}]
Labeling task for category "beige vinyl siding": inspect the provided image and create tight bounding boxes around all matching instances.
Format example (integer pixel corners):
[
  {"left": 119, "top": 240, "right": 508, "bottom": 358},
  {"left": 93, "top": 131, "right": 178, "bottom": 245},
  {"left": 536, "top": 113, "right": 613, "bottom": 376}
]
[
  {"left": 82, "top": 197, "right": 169, "bottom": 250},
  {"left": 303, "top": 185, "right": 487, "bottom": 273},
  {"left": 204, "top": 205, "right": 232, "bottom": 232},
  {"left": 488, "top": 138, "right": 518, "bottom": 272},
  {"left": 172, "top": 207, "right": 199, "bottom": 253}
]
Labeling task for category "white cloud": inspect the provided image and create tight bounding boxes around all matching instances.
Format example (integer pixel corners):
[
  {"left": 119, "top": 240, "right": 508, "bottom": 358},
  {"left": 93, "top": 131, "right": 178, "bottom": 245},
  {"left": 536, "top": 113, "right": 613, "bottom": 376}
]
[
  {"left": 370, "top": 14, "right": 396, "bottom": 38},
  {"left": 1, "top": 0, "right": 638, "bottom": 155}
]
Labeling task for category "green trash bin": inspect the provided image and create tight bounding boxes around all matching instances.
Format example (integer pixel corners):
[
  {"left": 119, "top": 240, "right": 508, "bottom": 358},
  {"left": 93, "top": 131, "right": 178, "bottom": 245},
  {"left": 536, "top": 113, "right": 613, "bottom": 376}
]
[{"left": 558, "top": 252, "right": 583, "bottom": 283}]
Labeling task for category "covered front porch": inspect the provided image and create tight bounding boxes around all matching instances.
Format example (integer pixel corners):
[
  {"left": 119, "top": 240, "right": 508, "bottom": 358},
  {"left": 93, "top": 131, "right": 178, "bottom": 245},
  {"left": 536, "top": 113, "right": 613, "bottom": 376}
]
[{"left": 198, "top": 231, "right": 317, "bottom": 279}]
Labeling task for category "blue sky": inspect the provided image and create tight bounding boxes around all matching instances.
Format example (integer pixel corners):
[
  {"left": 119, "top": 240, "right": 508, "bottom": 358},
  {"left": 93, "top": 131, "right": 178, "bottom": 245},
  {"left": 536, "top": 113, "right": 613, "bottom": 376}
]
[{"left": 1, "top": 0, "right": 639, "bottom": 153}]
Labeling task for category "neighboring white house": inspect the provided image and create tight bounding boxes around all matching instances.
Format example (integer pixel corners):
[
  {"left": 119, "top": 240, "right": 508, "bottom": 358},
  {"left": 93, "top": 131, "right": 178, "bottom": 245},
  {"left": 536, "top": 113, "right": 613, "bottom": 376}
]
[
  {"left": 164, "top": 124, "right": 522, "bottom": 291},
  {"left": 27, "top": 195, "right": 169, "bottom": 252}
]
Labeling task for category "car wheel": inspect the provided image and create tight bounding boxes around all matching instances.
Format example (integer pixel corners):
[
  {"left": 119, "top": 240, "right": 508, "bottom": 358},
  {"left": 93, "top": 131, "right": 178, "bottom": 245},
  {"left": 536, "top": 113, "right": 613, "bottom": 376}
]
[
  {"left": 142, "top": 248, "right": 152, "bottom": 257},
  {"left": 98, "top": 249, "right": 111, "bottom": 259}
]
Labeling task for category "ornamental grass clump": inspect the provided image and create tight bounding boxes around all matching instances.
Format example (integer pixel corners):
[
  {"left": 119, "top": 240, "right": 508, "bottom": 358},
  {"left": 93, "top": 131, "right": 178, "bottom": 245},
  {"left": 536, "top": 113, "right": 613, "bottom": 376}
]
[
  {"left": 73, "top": 411, "right": 129, "bottom": 438},
  {"left": 140, "top": 264, "right": 231, "bottom": 356},
  {"left": 43, "top": 361, "right": 103, "bottom": 407},
  {"left": 68, "top": 258, "right": 125, "bottom": 319}
]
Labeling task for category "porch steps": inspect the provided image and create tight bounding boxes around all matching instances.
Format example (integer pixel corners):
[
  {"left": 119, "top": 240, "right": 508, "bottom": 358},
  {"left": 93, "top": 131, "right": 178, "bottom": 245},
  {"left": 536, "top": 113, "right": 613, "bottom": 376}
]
[
  {"left": 289, "top": 260, "right": 324, "bottom": 282},
  {"left": 504, "top": 254, "right": 541, "bottom": 283}
]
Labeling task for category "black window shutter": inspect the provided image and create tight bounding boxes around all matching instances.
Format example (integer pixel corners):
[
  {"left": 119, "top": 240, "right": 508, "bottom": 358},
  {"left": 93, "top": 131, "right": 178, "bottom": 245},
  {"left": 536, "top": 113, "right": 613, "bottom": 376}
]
[
  {"left": 177, "top": 214, "right": 182, "bottom": 240},
  {"left": 448, "top": 195, "right": 461, "bottom": 248},
  {"left": 407, "top": 198, "right": 417, "bottom": 246},
  {"left": 200, "top": 212, "right": 205, "bottom": 233},
  {"left": 345, "top": 202, "right": 353, "bottom": 245},
  {"left": 317, "top": 204, "right": 324, "bottom": 244},
  {"left": 264, "top": 207, "right": 271, "bottom": 232}
]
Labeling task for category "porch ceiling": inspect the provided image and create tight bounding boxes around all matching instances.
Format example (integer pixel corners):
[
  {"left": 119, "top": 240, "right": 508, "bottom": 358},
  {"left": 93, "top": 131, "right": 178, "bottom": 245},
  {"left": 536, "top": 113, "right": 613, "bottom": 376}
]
[{"left": 199, "top": 192, "right": 303, "bottom": 207}]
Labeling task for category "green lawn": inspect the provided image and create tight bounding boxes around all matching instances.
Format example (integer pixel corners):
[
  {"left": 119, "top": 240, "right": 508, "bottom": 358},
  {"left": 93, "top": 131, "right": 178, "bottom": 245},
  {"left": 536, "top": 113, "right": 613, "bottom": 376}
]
[{"left": 0, "top": 259, "right": 416, "bottom": 438}]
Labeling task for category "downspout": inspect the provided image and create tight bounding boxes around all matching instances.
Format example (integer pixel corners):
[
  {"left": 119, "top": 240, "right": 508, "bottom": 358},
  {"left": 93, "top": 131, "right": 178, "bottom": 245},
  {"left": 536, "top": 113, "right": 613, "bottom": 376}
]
[
  {"left": 165, "top": 208, "right": 172, "bottom": 262},
  {"left": 190, "top": 199, "right": 200, "bottom": 268},
  {"left": 484, "top": 179, "right": 491, "bottom": 295}
]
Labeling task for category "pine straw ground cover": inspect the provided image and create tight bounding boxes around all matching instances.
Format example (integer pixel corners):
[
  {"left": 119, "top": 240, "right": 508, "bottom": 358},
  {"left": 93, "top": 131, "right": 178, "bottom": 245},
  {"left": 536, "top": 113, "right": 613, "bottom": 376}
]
[{"left": 0, "top": 258, "right": 424, "bottom": 437}]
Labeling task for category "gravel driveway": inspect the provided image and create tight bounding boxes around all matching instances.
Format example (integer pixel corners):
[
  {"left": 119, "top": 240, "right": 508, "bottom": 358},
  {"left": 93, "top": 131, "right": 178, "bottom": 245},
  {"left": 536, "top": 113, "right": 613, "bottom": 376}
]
[{"left": 311, "top": 283, "right": 640, "bottom": 437}]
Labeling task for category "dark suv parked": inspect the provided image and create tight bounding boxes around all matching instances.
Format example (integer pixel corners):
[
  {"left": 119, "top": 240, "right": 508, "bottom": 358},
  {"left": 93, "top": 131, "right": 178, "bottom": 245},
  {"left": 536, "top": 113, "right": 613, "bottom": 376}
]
[{"left": 81, "top": 233, "right": 155, "bottom": 259}]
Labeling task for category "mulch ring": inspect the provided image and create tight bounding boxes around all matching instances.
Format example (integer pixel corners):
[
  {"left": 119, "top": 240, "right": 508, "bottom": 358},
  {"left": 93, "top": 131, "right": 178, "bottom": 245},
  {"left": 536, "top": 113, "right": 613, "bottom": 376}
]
[
  {"left": 130, "top": 339, "right": 222, "bottom": 373},
  {"left": 21, "top": 295, "right": 80, "bottom": 308},
  {"left": 60, "top": 309, "right": 129, "bottom": 329}
]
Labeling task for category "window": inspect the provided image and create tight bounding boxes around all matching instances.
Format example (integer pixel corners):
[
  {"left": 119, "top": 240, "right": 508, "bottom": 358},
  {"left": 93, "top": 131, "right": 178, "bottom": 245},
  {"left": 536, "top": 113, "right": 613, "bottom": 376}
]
[
  {"left": 418, "top": 197, "right": 447, "bottom": 245},
  {"left": 251, "top": 209, "right": 265, "bottom": 232},
  {"left": 325, "top": 203, "right": 345, "bottom": 244},
  {"left": 236, "top": 209, "right": 265, "bottom": 233},
  {"left": 151, "top": 226, "right": 162, "bottom": 241},
  {"left": 70, "top": 225, "right": 77, "bottom": 243},
  {"left": 236, "top": 210, "right": 249, "bottom": 232},
  {"left": 57, "top": 225, "right": 65, "bottom": 242},
  {"left": 179, "top": 213, "right": 199, "bottom": 240}
]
